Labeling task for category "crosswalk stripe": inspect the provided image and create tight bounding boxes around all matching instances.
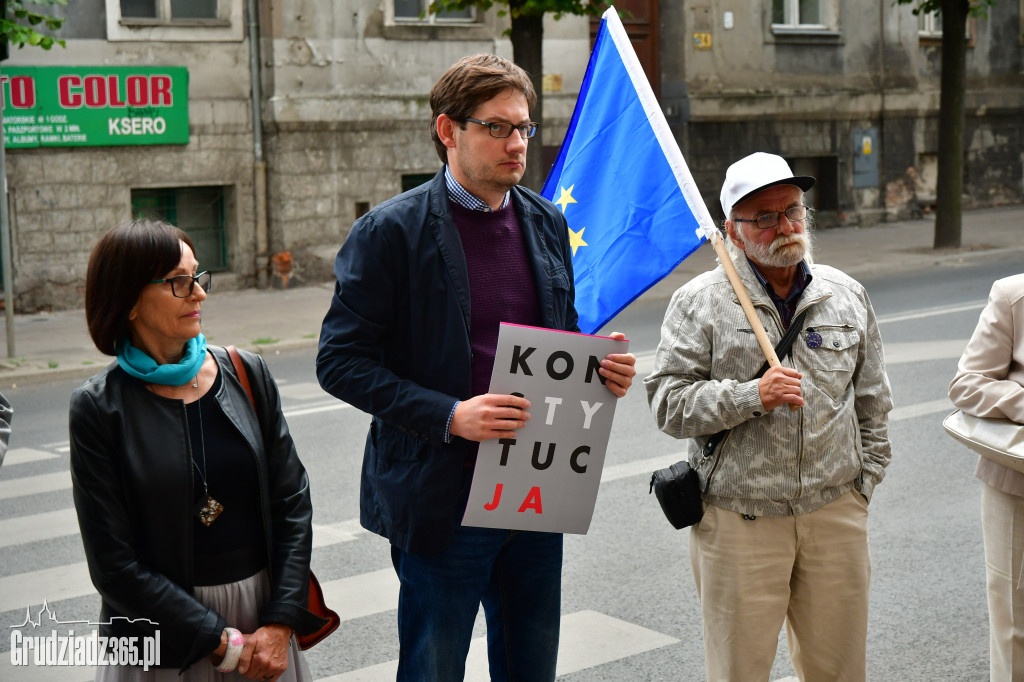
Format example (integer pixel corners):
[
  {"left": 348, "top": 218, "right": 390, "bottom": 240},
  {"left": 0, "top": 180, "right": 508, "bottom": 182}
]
[
  {"left": 278, "top": 382, "right": 332, "bottom": 401},
  {"left": 0, "top": 659, "right": 93, "bottom": 681},
  {"left": 0, "top": 511, "right": 368, "bottom": 556},
  {"left": 0, "top": 533, "right": 387, "bottom": 617},
  {"left": 321, "top": 610, "right": 678, "bottom": 681},
  {"left": 312, "top": 519, "right": 368, "bottom": 548},
  {"left": 321, "top": 569, "right": 399, "bottom": 623},
  {"left": 0, "top": 508, "right": 80, "bottom": 549},
  {"left": 602, "top": 454, "right": 682, "bottom": 483},
  {"left": 3, "top": 448, "right": 61, "bottom": 466},
  {"left": 0, "top": 562, "right": 94, "bottom": 614},
  {"left": 0, "top": 470, "right": 71, "bottom": 501},
  {"left": 884, "top": 339, "right": 968, "bottom": 365},
  {"left": 891, "top": 398, "right": 952, "bottom": 422},
  {"left": 283, "top": 401, "right": 353, "bottom": 418},
  {"left": 877, "top": 300, "right": 986, "bottom": 324}
]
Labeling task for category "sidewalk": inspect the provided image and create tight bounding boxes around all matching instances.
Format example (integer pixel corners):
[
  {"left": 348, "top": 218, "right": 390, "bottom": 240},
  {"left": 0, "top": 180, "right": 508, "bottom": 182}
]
[{"left": 3, "top": 205, "right": 1021, "bottom": 387}]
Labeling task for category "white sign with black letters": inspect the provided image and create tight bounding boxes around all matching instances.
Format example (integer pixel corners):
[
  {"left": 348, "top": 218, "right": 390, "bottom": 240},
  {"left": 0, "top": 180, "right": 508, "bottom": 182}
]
[{"left": 462, "top": 323, "right": 628, "bottom": 534}]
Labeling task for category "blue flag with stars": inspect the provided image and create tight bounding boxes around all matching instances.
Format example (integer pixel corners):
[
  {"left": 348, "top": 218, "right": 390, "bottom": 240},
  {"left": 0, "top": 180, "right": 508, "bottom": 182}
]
[{"left": 541, "top": 7, "right": 714, "bottom": 335}]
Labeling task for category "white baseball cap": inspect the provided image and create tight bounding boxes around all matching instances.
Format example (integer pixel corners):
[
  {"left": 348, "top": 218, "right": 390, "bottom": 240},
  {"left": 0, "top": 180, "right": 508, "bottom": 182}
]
[{"left": 720, "top": 152, "right": 816, "bottom": 217}]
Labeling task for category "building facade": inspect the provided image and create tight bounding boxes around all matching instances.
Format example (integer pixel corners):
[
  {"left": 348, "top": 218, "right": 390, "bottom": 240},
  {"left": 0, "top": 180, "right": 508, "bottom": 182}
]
[
  {"left": 3, "top": 0, "right": 1023, "bottom": 311},
  {"left": 662, "top": 0, "right": 1024, "bottom": 225}
]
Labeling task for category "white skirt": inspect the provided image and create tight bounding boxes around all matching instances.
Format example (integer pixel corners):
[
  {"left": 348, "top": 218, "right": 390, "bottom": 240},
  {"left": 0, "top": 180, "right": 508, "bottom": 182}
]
[{"left": 95, "top": 569, "right": 312, "bottom": 682}]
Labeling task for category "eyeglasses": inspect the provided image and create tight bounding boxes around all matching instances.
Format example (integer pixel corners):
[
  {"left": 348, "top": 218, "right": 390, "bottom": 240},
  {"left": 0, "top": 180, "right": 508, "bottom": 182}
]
[
  {"left": 149, "top": 271, "right": 212, "bottom": 298},
  {"left": 734, "top": 205, "right": 809, "bottom": 230},
  {"left": 462, "top": 117, "right": 538, "bottom": 139}
]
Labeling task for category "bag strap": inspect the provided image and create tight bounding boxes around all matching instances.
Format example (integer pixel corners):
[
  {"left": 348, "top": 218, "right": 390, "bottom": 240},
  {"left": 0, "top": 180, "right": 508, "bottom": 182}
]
[
  {"left": 698, "top": 309, "right": 810, "bottom": 472},
  {"left": 226, "top": 345, "right": 256, "bottom": 413}
]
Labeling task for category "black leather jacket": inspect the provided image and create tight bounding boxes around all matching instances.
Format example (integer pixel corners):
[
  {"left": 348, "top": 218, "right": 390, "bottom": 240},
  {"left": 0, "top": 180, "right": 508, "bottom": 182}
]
[{"left": 69, "top": 345, "right": 325, "bottom": 671}]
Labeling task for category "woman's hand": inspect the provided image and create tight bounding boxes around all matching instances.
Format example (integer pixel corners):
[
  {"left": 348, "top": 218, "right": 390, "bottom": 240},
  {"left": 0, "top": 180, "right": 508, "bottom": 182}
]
[{"left": 237, "top": 624, "right": 293, "bottom": 681}]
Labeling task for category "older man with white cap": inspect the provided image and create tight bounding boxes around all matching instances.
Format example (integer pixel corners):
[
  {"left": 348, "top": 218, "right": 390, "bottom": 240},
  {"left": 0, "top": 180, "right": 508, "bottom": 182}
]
[{"left": 645, "top": 152, "right": 894, "bottom": 681}]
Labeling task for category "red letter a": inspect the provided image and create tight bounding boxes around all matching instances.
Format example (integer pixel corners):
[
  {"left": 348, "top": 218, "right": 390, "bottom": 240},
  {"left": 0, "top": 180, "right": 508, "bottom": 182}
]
[{"left": 518, "top": 487, "right": 543, "bottom": 514}]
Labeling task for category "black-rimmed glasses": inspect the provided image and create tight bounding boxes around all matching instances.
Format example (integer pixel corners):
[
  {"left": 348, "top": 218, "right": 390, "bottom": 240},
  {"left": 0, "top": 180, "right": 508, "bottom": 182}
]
[
  {"left": 150, "top": 271, "right": 212, "bottom": 298},
  {"left": 463, "top": 117, "right": 538, "bottom": 139},
  {"left": 734, "top": 205, "right": 809, "bottom": 230}
]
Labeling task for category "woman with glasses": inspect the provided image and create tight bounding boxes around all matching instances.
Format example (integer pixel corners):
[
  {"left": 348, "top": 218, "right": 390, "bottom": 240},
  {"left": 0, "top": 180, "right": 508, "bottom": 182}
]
[{"left": 70, "top": 220, "right": 324, "bottom": 681}]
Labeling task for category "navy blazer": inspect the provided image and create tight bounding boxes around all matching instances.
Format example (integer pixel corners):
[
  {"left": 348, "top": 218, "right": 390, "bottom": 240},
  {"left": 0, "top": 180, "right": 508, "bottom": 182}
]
[{"left": 317, "top": 168, "right": 579, "bottom": 554}]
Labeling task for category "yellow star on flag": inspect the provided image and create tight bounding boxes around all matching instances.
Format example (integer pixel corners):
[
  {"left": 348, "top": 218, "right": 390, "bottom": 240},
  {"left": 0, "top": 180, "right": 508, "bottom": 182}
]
[
  {"left": 568, "top": 226, "right": 588, "bottom": 257},
  {"left": 555, "top": 185, "right": 578, "bottom": 213}
]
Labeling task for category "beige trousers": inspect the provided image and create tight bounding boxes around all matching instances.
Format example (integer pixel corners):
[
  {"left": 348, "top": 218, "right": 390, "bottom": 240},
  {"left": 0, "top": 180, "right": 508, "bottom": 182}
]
[
  {"left": 689, "top": 490, "right": 870, "bottom": 682},
  {"left": 981, "top": 481, "right": 1024, "bottom": 682}
]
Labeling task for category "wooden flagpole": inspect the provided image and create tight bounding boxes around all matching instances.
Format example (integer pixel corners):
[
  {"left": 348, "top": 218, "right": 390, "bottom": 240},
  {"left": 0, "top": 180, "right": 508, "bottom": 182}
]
[{"left": 708, "top": 230, "right": 800, "bottom": 411}]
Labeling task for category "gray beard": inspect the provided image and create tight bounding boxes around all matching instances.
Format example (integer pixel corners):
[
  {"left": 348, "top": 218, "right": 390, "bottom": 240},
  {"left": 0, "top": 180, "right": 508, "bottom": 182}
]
[{"left": 736, "top": 232, "right": 813, "bottom": 268}]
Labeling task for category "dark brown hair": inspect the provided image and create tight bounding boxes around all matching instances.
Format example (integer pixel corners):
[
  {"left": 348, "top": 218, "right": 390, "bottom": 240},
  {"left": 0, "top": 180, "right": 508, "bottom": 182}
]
[
  {"left": 429, "top": 54, "right": 537, "bottom": 164},
  {"left": 85, "top": 220, "right": 194, "bottom": 355}
]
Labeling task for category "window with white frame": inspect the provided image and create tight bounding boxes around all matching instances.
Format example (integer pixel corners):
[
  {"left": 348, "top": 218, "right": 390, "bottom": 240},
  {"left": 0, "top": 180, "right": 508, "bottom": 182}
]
[
  {"left": 120, "top": 0, "right": 217, "bottom": 20},
  {"left": 918, "top": 8, "right": 942, "bottom": 36},
  {"left": 106, "top": 0, "right": 243, "bottom": 41},
  {"left": 917, "top": 8, "right": 971, "bottom": 39},
  {"left": 393, "top": 0, "right": 476, "bottom": 24},
  {"left": 772, "top": 0, "right": 825, "bottom": 29}
]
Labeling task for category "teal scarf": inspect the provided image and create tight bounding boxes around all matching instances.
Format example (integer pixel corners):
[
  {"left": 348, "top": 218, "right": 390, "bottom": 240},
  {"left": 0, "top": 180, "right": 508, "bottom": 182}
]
[{"left": 116, "top": 334, "right": 208, "bottom": 386}]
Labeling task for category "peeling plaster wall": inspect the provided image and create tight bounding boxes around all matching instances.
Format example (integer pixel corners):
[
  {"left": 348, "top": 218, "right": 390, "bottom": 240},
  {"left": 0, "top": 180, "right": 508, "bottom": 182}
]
[
  {"left": 667, "top": 0, "right": 1024, "bottom": 224},
  {"left": 260, "top": 1, "right": 591, "bottom": 284}
]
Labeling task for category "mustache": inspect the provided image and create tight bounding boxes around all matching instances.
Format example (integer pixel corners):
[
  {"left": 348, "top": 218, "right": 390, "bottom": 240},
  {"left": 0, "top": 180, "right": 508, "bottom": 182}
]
[{"left": 769, "top": 233, "right": 807, "bottom": 254}]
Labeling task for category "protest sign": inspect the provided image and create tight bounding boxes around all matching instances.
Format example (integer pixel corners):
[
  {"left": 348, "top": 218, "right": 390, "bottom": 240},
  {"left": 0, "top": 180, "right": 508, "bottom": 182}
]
[{"left": 462, "top": 323, "right": 628, "bottom": 534}]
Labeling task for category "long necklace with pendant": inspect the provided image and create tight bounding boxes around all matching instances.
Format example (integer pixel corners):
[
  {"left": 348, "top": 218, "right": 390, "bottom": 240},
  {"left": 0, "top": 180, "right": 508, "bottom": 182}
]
[{"left": 192, "top": 378, "right": 224, "bottom": 526}]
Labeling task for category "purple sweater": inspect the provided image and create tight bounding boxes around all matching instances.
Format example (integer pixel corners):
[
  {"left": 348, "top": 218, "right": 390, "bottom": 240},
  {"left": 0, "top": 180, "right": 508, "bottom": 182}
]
[{"left": 450, "top": 201, "right": 541, "bottom": 398}]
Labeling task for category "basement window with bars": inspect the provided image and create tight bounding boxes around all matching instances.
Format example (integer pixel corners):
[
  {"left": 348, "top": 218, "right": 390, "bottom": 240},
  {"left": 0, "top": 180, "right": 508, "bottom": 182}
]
[{"left": 131, "top": 187, "right": 228, "bottom": 271}]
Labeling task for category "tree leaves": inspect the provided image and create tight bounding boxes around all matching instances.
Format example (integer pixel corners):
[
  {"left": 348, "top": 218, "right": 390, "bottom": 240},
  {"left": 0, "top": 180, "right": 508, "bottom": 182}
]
[{"left": 1, "top": 0, "right": 68, "bottom": 52}]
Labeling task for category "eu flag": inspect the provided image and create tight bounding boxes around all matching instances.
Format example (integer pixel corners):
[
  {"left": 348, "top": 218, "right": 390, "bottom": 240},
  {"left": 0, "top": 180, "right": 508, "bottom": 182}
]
[{"left": 541, "top": 7, "right": 714, "bottom": 334}]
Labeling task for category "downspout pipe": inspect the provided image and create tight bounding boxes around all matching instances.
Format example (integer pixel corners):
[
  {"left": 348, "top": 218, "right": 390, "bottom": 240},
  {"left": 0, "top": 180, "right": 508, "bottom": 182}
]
[{"left": 247, "top": 0, "right": 269, "bottom": 288}]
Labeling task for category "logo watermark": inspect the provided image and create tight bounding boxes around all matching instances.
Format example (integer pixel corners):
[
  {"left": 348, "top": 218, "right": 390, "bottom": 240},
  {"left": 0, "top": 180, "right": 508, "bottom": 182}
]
[{"left": 9, "top": 601, "right": 161, "bottom": 671}]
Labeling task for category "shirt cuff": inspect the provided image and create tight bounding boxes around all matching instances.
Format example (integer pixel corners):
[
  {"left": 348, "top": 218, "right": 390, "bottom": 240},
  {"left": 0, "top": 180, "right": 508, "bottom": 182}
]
[{"left": 443, "top": 401, "right": 460, "bottom": 444}]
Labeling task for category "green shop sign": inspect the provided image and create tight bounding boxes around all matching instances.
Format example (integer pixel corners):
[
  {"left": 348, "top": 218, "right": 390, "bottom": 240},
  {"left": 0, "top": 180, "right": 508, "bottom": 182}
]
[{"left": 2, "top": 66, "right": 189, "bottom": 148}]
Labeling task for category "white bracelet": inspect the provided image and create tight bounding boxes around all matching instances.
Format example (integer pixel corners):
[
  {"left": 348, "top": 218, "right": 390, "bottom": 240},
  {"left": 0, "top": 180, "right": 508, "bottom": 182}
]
[{"left": 214, "top": 627, "right": 244, "bottom": 673}]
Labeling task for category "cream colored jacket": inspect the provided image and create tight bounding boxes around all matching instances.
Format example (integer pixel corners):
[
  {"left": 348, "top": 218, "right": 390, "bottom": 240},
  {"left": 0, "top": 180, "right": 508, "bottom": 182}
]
[
  {"left": 949, "top": 274, "right": 1024, "bottom": 494},
  {"left": 645, "top": 256, "right": 893, "bottom": 518}
]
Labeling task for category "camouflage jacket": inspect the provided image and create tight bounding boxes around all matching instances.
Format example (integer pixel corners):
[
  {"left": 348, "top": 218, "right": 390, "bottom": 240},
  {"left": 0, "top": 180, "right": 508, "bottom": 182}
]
[{"left": 644, "top": 257, "right": 893, "bottom": 517}]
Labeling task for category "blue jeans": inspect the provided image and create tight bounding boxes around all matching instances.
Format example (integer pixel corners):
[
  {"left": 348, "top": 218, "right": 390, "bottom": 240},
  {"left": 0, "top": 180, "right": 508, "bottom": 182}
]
[{"left": 390, "top": 525, "right": 563, "bottom": 681}]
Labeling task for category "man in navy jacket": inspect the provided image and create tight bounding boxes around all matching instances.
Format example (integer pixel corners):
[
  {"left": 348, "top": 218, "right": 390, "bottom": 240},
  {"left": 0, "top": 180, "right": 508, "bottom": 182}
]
[{"left": 317, "top": 54, "right": 635, "bottom": 680}]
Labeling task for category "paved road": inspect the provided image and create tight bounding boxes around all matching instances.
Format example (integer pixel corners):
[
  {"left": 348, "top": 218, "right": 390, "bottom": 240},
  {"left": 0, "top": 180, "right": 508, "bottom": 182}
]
[{"left": 0, "top": 250, "right": 1020, "bottom": 680}]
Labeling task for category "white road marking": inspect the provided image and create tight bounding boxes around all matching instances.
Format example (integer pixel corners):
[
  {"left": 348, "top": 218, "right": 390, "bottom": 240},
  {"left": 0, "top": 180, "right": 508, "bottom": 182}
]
[
  {"left": 0, "top": 470, "right": 71, "bottom": 500},
  {"left": 283, "top": 401, "right": 353, "bottom": 418},
  {"left": 279, "top": 381, "right": 333, "bottom": 401},
  {"left": 603, "top": 454, "right": 684, "bottom": 483},
  {"left": 3, "top": 448, "right": 60, "bottom": 466},
  {"left": 0, "top": 562, "right": 94, "bottom": 614},
  {"left": 884, "top": 339, "right": 967, "bottom": 365},
  {"left": 320, "top": 569, "right": 400, "bottom": 623},
  {"left": 891, "top": 398, "right": 953, "bottom": 422},
  {"left": 312, "top": 519, "right": 368, "bottom": 548},
  {"left": 0, "top": 659, "right": 94, "bottom": 681},
  {"left": 877, "top": 300, "right": 986, "bottom": 324},
  {"left": 321, "top": 610, "right": 678, "bottom": 681},
  {"left": 0, "top": 508, "right": 81, "bottom": 549}
]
